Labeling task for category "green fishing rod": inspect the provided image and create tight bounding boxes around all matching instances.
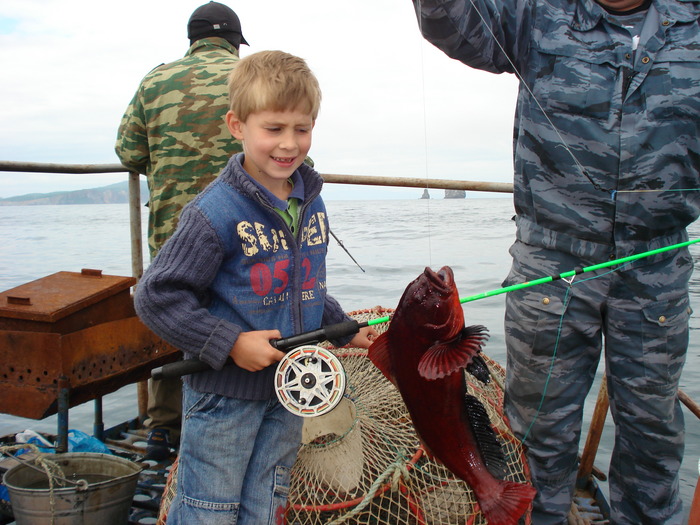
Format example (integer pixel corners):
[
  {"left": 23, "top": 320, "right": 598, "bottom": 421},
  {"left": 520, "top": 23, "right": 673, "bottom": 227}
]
[
  {"left": 153, "top": 237, "right": 699, "bottom": 379},
  {"left": 364, "top": 237, "right": 700, "bottom": 326}
]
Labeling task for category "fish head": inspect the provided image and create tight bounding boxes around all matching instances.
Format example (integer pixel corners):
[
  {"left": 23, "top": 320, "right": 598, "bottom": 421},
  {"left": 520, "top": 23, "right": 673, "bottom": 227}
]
[
  {"left": 397, "top": 266, "right": 464, "bottom": 338},
  {"left": 371, "top": 265, "right": 484, "bottom": 382}
]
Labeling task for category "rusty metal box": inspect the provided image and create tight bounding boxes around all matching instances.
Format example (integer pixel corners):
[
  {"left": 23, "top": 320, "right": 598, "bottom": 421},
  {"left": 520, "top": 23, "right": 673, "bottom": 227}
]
[
  {"left": 0, "top": 269, "right": 179, "bottom": 419},
  {"left": 0, "top": 269, "right": 135, "bottom": 333}
]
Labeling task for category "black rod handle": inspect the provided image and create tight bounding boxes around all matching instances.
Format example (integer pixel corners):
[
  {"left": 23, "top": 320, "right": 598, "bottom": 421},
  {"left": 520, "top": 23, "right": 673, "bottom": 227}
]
[{"left": 151, "top": 320, "right": 364, "bottom": 380}]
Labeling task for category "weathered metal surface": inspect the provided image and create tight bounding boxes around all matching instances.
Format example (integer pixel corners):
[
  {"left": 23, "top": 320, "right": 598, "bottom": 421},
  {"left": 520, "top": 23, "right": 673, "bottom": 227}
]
[
  {"left": 0, "top": 270, "right": 135, "bottom": 331},
  {"left": 0, "top": 271, "right": 179, "bottom": 419}
]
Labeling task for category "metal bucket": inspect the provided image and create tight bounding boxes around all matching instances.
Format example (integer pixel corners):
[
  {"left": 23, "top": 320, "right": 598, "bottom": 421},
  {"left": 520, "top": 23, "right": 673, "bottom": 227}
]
[{"left": 3, "top": 452, "right": 142, "bottom": 525}]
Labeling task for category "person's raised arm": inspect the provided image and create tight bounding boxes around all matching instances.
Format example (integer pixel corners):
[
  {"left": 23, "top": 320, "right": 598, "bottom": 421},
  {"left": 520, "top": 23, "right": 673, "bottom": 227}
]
[{"left": 412, "top": 0, "right": 532, "bottom": 75}]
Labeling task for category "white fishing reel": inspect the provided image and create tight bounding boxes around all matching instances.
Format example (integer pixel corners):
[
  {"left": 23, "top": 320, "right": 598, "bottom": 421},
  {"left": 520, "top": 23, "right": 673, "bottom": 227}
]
[{"left": 274, "top": 345, "right": 346, "bottom": 417}]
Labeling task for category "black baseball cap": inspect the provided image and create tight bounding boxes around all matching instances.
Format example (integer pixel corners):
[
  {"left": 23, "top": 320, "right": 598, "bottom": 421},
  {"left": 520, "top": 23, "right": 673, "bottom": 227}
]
[{"left": 187, "top": 2, "right": 249, "bottom": 48}]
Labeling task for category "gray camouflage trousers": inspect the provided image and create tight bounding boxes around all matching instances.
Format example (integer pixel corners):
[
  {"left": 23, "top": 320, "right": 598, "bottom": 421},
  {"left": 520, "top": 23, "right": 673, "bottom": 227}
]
[{"left": 503, "top": 240, "right": 691, "bottom": 525}]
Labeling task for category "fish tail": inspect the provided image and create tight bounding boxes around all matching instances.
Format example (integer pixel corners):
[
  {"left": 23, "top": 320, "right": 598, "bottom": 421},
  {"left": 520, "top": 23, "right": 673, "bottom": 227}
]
[{"left": 479, "top": 479, "right": 536, "bottom": 525}]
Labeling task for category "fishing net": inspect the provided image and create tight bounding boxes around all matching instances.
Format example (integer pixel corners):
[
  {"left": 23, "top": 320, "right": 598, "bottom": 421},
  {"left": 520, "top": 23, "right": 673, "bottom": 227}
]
[{"left": 158, "top": 308, "right": 533, "bottom": 525}]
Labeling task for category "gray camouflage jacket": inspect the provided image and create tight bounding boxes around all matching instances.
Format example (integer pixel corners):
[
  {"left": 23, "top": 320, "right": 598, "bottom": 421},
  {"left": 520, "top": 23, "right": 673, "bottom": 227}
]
[{"left": 414, "top": 0, "right": 700, "bottom": 262}]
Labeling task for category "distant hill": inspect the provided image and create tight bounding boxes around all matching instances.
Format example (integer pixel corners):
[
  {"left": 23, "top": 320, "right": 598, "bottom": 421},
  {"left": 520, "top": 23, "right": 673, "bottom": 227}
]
[{"left": 0, "top": 181, "right": 149, "bottom": 206}]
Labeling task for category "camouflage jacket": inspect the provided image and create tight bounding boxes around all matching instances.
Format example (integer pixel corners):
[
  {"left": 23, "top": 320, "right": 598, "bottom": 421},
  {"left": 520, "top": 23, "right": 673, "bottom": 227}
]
[
  {"left": 415, "top": 0, "right": 700, "bottom": 262},
  {"left": 115, "top": 37, "right": 243, "bottom": 258}
]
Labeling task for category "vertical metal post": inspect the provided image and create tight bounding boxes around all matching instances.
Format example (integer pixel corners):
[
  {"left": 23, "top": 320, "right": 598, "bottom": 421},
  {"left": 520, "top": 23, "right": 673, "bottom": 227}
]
[
  {"left": 128, "top": 170, "right": 149, "bottom": 421},
  {"left": 93, "top": 397, "right": 104, "bottom": 441},
  {"left": 128, "top": 171, "right": 144, "bottom": 281},
  {"left": 57, "top": 376, "right": 70, "bottom": 453}
]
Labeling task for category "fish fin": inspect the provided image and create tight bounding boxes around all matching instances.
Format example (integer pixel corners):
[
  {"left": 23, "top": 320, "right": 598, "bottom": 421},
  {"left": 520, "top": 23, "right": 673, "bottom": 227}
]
[
  {"left": 466, "top": 354, "right": 491, "bottom": 384},
  {"left": 463, "top": 394, "right": 508, "bottom": 479},
  {"left": 461, "top": 324, "right": 490, "bottom": 347},
  {"left": 478, "top": 480, "right": 536, "bottom": 525},
  {"left": 417, "top": 325, "right": 489, "bottom": 380},
  {"left": 367, "top": 334, "right": 394, "bottom": 384},
  {"left": 463, "top": 394, "right": 536, "bottom": 525}
]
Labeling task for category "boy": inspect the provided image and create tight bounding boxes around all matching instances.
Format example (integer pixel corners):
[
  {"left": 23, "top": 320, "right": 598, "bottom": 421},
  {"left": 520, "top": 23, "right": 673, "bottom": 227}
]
[{"left": 134, "top": 50, "right": 376, "bottom": 524}]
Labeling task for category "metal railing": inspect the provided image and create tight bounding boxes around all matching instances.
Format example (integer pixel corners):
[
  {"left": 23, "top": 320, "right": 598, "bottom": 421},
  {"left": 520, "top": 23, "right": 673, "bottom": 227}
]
[{"left": 0, "top": 159, "right": 514, "bottom": 282}]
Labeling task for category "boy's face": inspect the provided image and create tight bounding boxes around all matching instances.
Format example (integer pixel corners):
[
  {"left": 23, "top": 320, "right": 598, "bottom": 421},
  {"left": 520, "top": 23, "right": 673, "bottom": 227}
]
[{"left": 226, "top": 108, "right": 314, "bottom": 192}]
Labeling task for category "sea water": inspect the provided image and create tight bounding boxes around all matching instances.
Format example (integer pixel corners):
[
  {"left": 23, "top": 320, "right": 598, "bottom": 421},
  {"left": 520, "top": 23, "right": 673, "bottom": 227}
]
[{"left": 1, "top": 198, "right": 699, "bottom": 519}]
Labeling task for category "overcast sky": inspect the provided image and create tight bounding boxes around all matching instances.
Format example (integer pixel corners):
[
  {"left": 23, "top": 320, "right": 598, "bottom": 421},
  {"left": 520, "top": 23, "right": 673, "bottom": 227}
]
[{"left": 0, "top": 0, "right": 519, "bottom": 200}]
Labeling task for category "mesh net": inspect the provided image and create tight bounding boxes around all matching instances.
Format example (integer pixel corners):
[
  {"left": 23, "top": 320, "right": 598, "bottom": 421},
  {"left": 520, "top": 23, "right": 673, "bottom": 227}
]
[
  {"left": 286, "top": 308, "right": 532, "bottom": 525},
  {"left": 158, "top": 308, "right": 532, "bottom": 524}
]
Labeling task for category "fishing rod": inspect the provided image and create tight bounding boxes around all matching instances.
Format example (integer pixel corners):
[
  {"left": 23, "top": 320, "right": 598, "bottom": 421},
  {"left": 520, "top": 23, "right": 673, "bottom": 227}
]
[
  {"left": 152, "top": 237, "right": 700, "bottom": 380},
  {"left": 151, "top": 320, "right": 363, "bottom": 380},
  {"left": 460, "top": 237, "right": 700, "bottom": 304},
  {"left": 329, "top": 228, "right": 365, "bottom": 272},
  {"left": 363, "top": 236, "right": 700, "bottom": 324}
]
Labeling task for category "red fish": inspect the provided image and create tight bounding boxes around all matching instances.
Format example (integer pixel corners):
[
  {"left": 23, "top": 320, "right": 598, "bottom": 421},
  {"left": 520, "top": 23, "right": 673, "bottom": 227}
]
[{"left": 368, "top": 266, "right": 535, "bottom": 525}]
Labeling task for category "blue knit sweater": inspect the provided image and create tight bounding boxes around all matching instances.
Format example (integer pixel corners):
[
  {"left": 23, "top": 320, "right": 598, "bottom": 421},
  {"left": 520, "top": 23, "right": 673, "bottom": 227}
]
[{"left": 134, "top": 154, "right": 351, "bottom": 400}]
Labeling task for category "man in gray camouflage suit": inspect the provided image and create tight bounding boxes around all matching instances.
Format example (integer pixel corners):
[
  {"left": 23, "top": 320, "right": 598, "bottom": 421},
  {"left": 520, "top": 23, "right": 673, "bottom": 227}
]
[
  {"left": 115, "top": 1, "right": 247, "bottom": 460},
  {"left": 413, "top": 0, "right": 699, "bottom": 523}
]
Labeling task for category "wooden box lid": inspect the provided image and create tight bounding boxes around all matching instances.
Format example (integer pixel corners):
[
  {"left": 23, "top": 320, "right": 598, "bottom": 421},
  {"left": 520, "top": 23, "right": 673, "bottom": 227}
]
[{"left": 0, "top": 269, "right": 136, "bottom": 323}]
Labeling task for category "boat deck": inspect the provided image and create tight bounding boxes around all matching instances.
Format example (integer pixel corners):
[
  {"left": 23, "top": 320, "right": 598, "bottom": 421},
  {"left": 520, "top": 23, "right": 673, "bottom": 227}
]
[{"left": 1, "top": 425, "right": 615, "bottom": 525}]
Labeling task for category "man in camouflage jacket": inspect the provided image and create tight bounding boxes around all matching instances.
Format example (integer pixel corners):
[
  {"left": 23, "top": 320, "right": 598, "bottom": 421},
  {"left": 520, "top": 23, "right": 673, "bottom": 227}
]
[
  {"left": 414, "top": 0, "right": 699, "bottom": 523},
  {"left": 115, "top": 1, "right": 246, "bottom": 460}
]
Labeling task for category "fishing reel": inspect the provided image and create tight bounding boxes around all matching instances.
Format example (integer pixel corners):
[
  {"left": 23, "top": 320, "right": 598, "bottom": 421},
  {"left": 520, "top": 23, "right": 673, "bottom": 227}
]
[
  {"left": 274, "top": 345, "right": 346, "bottom": 418},
  {"left": 152, "top": 321, "right": 360, "bottom": 417}
]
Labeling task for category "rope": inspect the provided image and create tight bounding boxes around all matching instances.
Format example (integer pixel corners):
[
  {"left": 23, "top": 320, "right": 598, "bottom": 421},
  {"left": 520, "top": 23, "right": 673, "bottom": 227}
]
[
  {"left": 0, "top": 443, "right": 72, "bottom": 525},
  {"left": 325, "top": 451, "right": 413, "bottom": 525}
]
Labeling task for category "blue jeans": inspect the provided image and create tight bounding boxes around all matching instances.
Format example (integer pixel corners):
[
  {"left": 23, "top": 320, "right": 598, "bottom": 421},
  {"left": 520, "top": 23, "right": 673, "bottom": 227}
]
[{"left": 167, "top": 384, "right": 303, "bottom": 525}]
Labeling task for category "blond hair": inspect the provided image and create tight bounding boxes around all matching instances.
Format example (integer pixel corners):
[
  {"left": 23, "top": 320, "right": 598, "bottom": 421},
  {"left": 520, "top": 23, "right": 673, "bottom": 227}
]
[{"left": 228, "top": 50, "right": 321, "bottom": 122}]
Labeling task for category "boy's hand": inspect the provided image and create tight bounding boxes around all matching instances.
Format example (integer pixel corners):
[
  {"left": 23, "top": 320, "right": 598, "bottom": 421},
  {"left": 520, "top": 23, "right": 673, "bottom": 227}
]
[
  {"left": 229, "top": 330, "right": 286, "bottom": 372},
  {"left": 348, "top": 326, "right": 379, "bottom": 349}
]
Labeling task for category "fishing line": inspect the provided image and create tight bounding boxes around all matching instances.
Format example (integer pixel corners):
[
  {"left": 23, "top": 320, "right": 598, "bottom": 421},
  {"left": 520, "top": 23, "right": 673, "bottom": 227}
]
[
  {"left": 613, "top": 188, "right": 700, "bottom": 198},
  {"left": 519, "top": 263, "right": 630, "bottom": 442},
  {"left": 416, "top": 0, "right": 435, "bottom": 265},
  {"left": 463, "top": 0, "right": 605, "bottom": 193},
  {"left": 616, "top": 188, "right": 700, "bottom": 193},
  {"left": 521, "top": 286, "right": 573, "bottom": 442}
]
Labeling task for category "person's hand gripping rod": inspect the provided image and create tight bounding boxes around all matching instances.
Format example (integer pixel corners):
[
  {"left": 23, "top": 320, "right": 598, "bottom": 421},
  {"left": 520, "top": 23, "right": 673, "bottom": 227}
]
[{"left": 151, "top": 319, "right": 368, "bottom": 380}]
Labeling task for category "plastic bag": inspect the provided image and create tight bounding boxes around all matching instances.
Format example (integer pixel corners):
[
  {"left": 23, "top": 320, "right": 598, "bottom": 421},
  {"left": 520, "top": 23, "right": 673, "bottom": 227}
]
[
  {"left": 14, "top": 429, "right": 55, "bottom": 454},
  {"left": 67, "top": 429, "right": 112, "bottom": 455},
  {"left": 14, "top": 428, "right": 112, "bottom": 455}
]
